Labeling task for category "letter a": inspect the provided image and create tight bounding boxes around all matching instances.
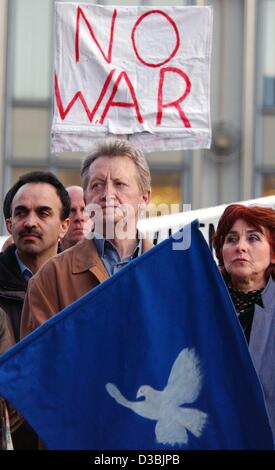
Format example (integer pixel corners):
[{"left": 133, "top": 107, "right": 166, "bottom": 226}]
[{"left": 100, "top": 71, "right": 143, "bottom": 124}]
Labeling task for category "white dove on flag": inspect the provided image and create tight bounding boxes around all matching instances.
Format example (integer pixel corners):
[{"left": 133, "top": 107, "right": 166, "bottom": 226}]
[{"left": 106, "top": 348, "right": 208, "bottom": 446}]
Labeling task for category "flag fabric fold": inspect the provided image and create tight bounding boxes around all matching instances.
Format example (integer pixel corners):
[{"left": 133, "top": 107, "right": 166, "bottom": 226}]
[{"left": 0, "top": 221, "right": 273, "bottom": 449}]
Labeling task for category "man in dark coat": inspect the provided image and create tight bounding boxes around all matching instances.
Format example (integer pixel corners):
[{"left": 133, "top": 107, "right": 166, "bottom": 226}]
[
  {"left": 0, "top": 170, "right": 70, "bottom": 449},
  {"left": 0, "top": 244, "right": 27, "bottom": 343}
]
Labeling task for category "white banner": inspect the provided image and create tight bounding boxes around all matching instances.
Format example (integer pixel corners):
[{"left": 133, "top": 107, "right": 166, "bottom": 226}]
[{"left": 52, "top": 3, "right": 213, "bottom": 154}]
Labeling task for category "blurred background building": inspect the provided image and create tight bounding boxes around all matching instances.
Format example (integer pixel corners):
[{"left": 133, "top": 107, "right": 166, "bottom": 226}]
[{"left": 0, "top": 0, "right": 274, "bottom": 232}]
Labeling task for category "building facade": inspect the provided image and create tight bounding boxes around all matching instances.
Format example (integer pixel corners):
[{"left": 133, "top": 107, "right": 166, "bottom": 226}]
[{"left": 0, "top": 0, "right": 274, "bottom": 233}]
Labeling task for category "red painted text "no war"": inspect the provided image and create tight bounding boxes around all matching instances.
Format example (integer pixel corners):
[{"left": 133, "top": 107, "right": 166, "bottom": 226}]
[{"left": 55, "top": 7, "right": 192, "bottom": 128}]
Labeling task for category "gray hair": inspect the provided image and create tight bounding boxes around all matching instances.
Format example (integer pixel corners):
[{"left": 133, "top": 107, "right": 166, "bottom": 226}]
[{"left": 81, "top": 139, "right": 151, "bottom": 194}]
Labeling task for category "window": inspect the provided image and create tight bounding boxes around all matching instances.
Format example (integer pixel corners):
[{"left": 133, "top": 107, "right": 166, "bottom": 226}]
[
  {"left": 151, "top": 172, "right": 182, "bottom": 207},
  {"left": 262, "top": 174, "right": 275, "bottom": 196},
  {"left": 262, "top": 0, "right": 275, "bottom": 108}
]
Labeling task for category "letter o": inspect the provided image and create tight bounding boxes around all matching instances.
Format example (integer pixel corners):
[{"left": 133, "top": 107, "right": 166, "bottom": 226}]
[{"left": 131, "top": 10, "right": 180, "bottom": 68}]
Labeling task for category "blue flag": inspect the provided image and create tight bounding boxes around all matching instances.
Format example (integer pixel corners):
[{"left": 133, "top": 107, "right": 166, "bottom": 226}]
[{"left": 0, "top": 222, "right": 273, "bottom": 449}]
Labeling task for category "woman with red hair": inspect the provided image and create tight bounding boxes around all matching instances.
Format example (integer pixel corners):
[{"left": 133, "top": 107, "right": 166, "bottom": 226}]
[{"left": 214, "top": 204, "right": 275, "bottom": 442}]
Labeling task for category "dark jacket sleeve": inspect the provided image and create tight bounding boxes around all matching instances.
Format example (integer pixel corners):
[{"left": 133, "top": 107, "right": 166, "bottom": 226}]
[{"left": 20, "top": 263, "right": 60, "bottom": 338}]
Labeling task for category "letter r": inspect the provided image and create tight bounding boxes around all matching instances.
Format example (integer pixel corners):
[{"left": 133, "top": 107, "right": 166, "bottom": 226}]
[{"left": 157, "top": 67, "right": 191, "bottom": 128}]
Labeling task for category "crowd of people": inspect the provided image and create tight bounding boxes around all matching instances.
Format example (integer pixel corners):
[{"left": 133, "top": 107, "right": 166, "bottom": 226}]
[{"left": 0, "top": 138, "right": 274, "bottom": 449}]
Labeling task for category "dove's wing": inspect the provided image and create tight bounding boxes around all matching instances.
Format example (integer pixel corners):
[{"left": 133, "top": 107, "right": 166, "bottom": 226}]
[
  {"left": 106, "top": 383, "right": 129, "bottom": 406},
  {"left": 106, "top": 383, "right": 159, "bottom": 420},
  {"left": 163, "top": 348, "right": 203, "bottom": 405}
]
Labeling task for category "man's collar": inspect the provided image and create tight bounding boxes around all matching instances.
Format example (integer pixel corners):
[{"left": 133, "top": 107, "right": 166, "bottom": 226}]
[
  {"left": 93, "top": 232, "right": 142, "bottom": 261},
  {"left": 71, "top": 238, "right": 107, "bottom": 275},
  {"left": 70, "top": 235, "right": 153, "bottom": 275},
  {"left": 15, "top": 250, "right": 33, "bottom": 279}
]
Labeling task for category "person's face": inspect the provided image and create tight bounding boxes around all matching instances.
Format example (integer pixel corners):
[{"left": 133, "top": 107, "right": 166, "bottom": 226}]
[
  {"left": 62, "top": 187, "right": 91, "bottom": 247},
  {"left": 85, "top": 156, "right": 150, "bottom": 235},
  {"left": 222, "top": 219, "right": 275, "bottom": 288},
  {"left": 6, "top": 183, "right": 69, "bottom": 257}
]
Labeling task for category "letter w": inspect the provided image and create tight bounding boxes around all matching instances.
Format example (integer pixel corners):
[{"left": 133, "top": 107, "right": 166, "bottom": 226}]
[
  {"left": 75, "top": 6, "right": 117, "bottom": 64},
  {"left": 54, "top": 70, "right": 116, "bottom": 122}
]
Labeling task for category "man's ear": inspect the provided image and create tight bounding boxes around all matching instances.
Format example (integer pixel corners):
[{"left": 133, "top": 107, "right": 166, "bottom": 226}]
[
  {"left": 59, "top": 218, "right": 70, "bottom": 239},
  {"left": 141, "top": 190, "right": 151, "bottom": 206},
  {"left": 5, "top": 218, "right": 12, "bottom": 235}
]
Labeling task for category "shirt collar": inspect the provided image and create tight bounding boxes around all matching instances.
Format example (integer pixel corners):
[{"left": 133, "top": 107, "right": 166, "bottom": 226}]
[
  {"left": 15, "top": 250, "right": 33, "bottom": 280},
  {"left": 93, "top": 232, "right": 142, "bottom": 261}
]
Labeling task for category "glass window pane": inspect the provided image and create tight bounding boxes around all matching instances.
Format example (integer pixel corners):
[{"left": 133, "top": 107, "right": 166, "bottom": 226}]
[
  {"left": 262, "top": 174, "right": 275, "bottom": 196},
  {"left": 262, "top": 0, "right": 275, "bottom": 107},
  {"left": 151, "top": 171, "right": 182, "bottom": 207},
  {"left": 57, "top": 169, "right": 82, "bottom": 188},
  {"left": 13, "top": 0, "right": 52, "bottom": 100},
  {"left": 263, "top": 77, "right": 275, "bottom": 107},
  {"left": 11, "top": 166, "right": 47, "bottom": 184},
  {"left": 147, "top": 150, "right": 183, "bottom": 165},
  {"left": 56, "top": 152, "right": 85, "bottom": 162},
  {"left": 12, "top": 107, "right": 50, "bottom": 159},
  {"left": 263, "top": 0, "right": 275, "bottom": 76},
  {"left": 262, "top": 115, "right": 275, "bottom": 166}
]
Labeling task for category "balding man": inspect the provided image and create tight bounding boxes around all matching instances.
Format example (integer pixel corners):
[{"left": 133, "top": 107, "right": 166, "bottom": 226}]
[{"left": 60, "top": 186, "right": 92, "bottom": 251}]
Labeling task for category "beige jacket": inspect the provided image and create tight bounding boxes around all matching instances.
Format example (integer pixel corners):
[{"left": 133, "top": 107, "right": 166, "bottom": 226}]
[{"left": 21, "top": 237, "right": 153, "bottom": 338}]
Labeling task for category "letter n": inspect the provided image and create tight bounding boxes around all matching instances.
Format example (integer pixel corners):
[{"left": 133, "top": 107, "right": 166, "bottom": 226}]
[{"left": 75, "top": 6, "right": 117, "bottom": 63}]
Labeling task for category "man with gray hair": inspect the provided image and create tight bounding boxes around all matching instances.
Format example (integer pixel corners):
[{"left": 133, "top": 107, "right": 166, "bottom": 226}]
[{"left": 21, "top": 139, "right": 152, "bottom": 337}]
